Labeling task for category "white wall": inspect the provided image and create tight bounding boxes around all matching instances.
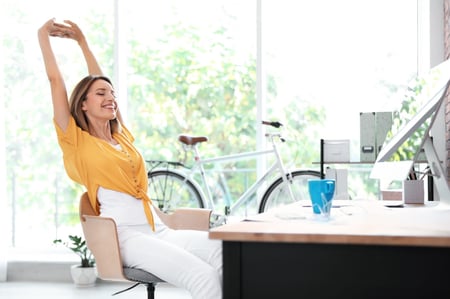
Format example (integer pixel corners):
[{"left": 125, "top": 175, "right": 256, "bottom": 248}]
[{"left": 0, "top": 24, "right": 7, "bottom": 282}]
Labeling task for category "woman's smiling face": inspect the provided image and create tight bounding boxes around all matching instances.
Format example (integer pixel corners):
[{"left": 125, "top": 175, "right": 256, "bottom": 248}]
[{"left": 82, "top": 79, "right": 118, "bottom": 121}]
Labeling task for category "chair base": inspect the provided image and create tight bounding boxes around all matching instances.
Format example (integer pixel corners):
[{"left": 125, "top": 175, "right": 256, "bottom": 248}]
[
  {"left": 112, "top": 282, "right": 157, "bottom": 299},
  {"left": 146, "top": 283, "right": 156, "bottom": 299}
]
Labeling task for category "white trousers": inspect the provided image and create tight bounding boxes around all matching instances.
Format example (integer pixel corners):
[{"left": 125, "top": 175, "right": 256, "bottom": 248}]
[{"left": 117, "top": 224, "right": 223, "bottom": 299}]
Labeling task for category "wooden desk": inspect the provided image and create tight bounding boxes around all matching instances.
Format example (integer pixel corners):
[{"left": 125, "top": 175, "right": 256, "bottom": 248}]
[{"left": 209, "top": 200, "right": 450, "bottom": 299}]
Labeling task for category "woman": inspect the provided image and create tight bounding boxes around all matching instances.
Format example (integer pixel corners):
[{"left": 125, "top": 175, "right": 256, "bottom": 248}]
[{"left": 38, "top": 19, "right": 222, "bottom": 299}]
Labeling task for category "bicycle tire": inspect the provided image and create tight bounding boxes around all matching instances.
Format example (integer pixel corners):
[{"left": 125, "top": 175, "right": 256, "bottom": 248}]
[
  {"left": 258, "top": 170, "right": 322, "bottom": 213},
  {"left": 147, "top": 170, "right": 204, "bottom": 213}
]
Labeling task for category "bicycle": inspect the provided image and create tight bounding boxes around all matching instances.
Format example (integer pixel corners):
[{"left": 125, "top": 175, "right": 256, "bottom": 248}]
[{"left": 146, "top": 121, "right": 321, "bottom": 225}]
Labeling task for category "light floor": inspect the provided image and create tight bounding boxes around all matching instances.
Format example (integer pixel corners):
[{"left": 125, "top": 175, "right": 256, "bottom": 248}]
[{"left": 0, "top": 281, "right": 191, "bottom": 299}]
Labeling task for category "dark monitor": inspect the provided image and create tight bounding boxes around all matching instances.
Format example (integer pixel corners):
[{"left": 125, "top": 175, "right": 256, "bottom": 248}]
[
  {"left": 370, "top": 59, "right": 450, "bottom": 200},
  {"left": 376, "top": 60, "right": 450, "bottom": 164}
]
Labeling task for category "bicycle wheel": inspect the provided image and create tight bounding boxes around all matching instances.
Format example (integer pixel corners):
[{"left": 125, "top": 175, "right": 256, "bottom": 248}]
[
  {"left": 258, "top": 170, "right": 321, "bottom": 213},
  {"left": 147, "top": 170, "right": 204, "bottom": 213}
]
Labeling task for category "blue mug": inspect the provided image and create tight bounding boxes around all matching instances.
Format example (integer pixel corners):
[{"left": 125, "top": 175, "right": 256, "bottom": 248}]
[{"left": 308, "top": 179, "right": 335, "bottom": 216}]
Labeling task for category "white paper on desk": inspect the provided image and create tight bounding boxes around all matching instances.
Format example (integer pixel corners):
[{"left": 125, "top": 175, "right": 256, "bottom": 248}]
[
  {"left": 243, "top": 210, "right": 307, "bottom": 222},
  {"left": 274, "top": 211, "right": 308, "bottom": 220}
]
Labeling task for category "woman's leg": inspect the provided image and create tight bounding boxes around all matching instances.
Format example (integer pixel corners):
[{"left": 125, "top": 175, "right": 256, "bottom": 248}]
[
  {"left": 118, "top": 226, "right": 222, "bottom": 299},
  {"left": 157, "top": 228, "right": 223, "bottom": 277}
]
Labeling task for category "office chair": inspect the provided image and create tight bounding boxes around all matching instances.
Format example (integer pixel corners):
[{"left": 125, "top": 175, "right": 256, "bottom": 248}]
[{"left": 79, "top": 192, "right": 212, "bottom": 299}]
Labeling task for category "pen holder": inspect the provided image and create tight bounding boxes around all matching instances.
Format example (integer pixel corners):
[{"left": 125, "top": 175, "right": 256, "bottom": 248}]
[{"left": 402, "top": 180, "right": 424, "bottom": 204}]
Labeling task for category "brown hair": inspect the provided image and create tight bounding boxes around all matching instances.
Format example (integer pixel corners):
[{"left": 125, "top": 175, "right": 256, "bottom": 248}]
[{"left": 69, "top": 75, "right": 122, "bottom": 134}]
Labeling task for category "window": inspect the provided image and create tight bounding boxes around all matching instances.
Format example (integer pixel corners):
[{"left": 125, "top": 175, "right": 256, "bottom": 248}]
[
  {"left": 1, "top": 0, "right": 114, "bottom": 249},
  {"left": 262, "top": 0, "right": 417, "bottom": 198},
  {"left": 1, "top": 0, "right": 419, "bottom": 252}
]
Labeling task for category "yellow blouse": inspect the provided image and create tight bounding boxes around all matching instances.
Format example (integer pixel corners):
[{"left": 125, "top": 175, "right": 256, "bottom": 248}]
[{"left": 54, "top": 117, "right": 154, "bottom": 230}]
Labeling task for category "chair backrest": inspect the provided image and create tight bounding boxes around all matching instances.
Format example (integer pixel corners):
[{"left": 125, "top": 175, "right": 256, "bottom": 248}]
[{"left": 79, "top": 192, "right": 127, "bottom": 281}]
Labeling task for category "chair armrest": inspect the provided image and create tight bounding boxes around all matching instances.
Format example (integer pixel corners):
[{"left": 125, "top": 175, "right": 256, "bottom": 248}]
[{"left": 153, "top": 207, "right": 212, "bottom": 231}]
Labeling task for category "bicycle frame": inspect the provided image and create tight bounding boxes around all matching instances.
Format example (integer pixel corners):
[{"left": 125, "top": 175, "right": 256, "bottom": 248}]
[{"left": 184, "top": 133, "right": 297, "bottom": 216}]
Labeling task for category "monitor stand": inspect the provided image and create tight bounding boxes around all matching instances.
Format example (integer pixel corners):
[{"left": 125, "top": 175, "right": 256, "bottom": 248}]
[{"left": 422, "top": 135, "right": 450, "bottom": 204}]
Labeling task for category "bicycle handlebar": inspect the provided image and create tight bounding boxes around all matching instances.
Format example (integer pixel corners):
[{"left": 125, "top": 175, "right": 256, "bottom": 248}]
[{"left": 262, "top": 121, "right": 283, "bottom": 128}]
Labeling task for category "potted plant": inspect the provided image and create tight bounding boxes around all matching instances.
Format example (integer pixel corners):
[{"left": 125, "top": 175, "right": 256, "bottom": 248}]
[{"left": 53, "top": 235, "right": 97, "bottom": 287}]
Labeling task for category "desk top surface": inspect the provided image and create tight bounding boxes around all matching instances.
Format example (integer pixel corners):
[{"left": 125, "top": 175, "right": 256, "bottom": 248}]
[{"left": 209, "top": 200, "right": 450, "bottom": 248}]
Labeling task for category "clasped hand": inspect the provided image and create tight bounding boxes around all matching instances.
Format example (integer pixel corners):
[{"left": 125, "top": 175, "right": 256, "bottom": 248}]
[{"left": 42, "top": 18, "right": 84, "bottom": 42}]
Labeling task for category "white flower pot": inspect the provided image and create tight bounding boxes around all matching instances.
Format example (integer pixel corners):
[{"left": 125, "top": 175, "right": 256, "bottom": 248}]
[{"left": 70, "top": 265, "right": 97, "bottom": 287}]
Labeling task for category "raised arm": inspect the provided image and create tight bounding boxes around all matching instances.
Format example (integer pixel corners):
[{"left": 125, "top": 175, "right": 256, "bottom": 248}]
[
  {"left": 39, "top": 19, "right": 124, "bottom": 126},
  {"left": 38, "top": 19, "right": 71, "bottom": 131},
  {"left": 54, "top": 20, "right": 124, "bottom": 124}
]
